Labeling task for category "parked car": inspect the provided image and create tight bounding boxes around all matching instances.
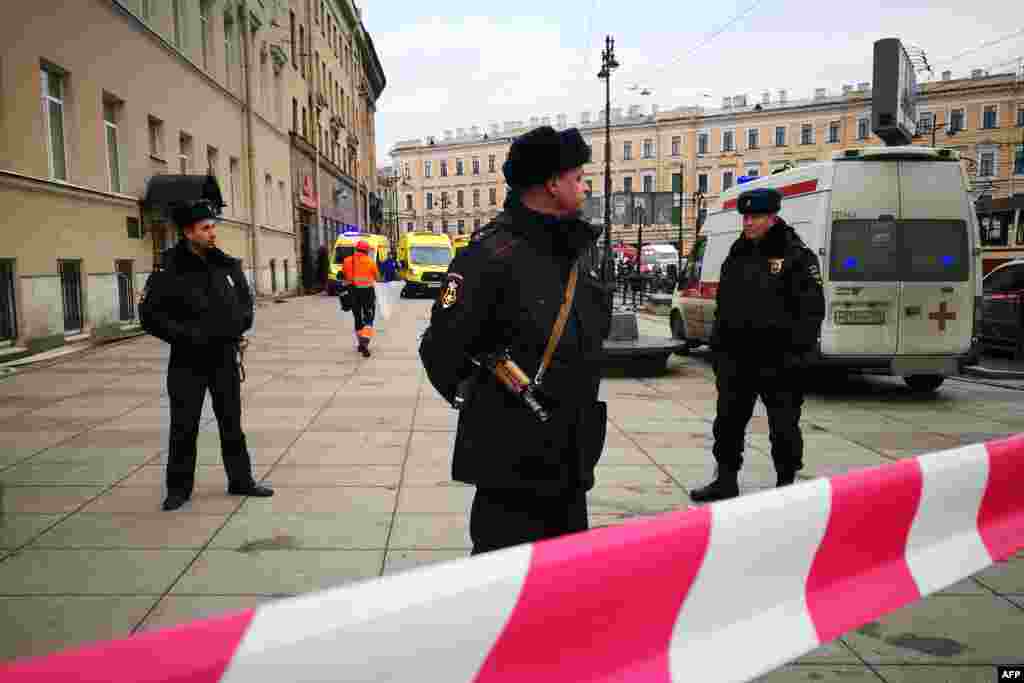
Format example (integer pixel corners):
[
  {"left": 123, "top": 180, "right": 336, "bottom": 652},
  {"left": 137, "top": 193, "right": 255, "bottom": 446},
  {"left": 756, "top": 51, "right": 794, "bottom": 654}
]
[{"left": 980, "top": 259, "right": 1024, "bottom": 358}]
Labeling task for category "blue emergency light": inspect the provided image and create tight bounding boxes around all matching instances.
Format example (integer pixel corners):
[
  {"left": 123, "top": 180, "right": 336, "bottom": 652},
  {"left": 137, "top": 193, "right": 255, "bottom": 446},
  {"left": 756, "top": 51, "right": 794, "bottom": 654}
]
[
  {"left": 844, "top": 257, "right": 859, "bottom": 269},
  {"left": 737, "top": 175, "right": 757, "bottom": 185},
  {"left": 942, "top": 255, "right": 955, "bottom": 266}
]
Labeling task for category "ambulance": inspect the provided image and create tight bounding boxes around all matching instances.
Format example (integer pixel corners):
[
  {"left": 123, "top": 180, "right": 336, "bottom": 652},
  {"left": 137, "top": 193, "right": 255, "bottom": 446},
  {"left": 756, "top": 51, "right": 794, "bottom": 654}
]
[
  {"left": 670, "top": 146, "right": 981, "bottom": 391},
  {"left": 327, "top": 232, "right": 389, "bottom": 295},
  {"left": 397, "top": 231, "right": 453, "bottom": 297}
]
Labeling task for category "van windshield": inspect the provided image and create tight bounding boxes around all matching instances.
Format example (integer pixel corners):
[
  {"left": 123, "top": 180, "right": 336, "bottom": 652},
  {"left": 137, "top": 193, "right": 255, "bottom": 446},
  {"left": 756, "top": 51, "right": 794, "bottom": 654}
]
[
  {"left": 829, "top": 219, "right": 969, "bottom": 282},
  {"left": 410, "top": 246, "right": 451, "bottom": 266},
  {"left": 334, "top": 246, "right": 355, "bottom": 264}
]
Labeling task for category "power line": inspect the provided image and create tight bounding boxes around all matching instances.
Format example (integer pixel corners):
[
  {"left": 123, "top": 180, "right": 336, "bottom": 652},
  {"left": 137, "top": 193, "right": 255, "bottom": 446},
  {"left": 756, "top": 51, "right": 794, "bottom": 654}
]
[{"left": 929, "top": 27, "right": 1024, "bottom": 67}]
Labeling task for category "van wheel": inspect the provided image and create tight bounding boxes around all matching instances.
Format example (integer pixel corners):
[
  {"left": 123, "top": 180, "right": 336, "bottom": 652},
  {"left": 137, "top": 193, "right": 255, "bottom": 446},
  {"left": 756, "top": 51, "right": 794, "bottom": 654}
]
[
  {"left": 670, "top": 311, "right": 691, "bottom": 355},
  {"left": 904, "top": 375, "right": 945, "bottom": 392}
]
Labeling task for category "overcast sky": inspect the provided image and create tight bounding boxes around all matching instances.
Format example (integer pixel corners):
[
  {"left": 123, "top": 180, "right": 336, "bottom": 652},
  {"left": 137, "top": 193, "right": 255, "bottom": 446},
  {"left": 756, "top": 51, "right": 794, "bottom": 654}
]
[{"left": 360, "top": 0, "right": 1024, "bottom": 168}]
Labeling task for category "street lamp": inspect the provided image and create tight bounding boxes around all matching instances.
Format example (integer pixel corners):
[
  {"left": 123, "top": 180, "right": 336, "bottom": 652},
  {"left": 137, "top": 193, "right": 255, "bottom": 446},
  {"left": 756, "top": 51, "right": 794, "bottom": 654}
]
[{"left": 597, "top": 35, "right": 619, "bottom": 284}]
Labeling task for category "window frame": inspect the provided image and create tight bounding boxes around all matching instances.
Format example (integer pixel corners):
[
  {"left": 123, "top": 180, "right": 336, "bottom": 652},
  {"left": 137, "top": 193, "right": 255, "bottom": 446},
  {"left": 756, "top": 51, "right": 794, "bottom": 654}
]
[
  {"left": 697, "top": 132, "right": 709, "bottom": 156},
  {"left": 697, "top": 173, "right": 708, "bottom": 193},
  {"left": 425, "top": 160, "right": 432, "bottom": 178},
  {"left": 775, "top": 126, "right": 786, "bottom": 147},
  {"left": 41, "top": 66, "right": 68, "bottom": 181},
  {"left": 857, "top": 117, "right": 870, "bottom": 140},
  {"left": 623, "top": 141, "right": 632, "bottom": 161},
  {"left": 456, "top": 158, "right": 464, "bottom": 176},
  {"left": 828, "top": 121, "right": 841, "bottom": 144},
  {"left": 671, "top": 136, "right": 681, "bottom": 157},
  {"left": 103, "top": 97, "right": 122, "bottom": 193},
  {"left": 747, "top": 128, "right": 759, "bottom": 150},
  {"left": 721, "top": 129, "right": 735, "bottom": 153},
  {"left": 800, "top": 122, "right": 814, "bottom": 145},
  {"left": 982, "top": 104, "right": 999, "bottom": 130},
  {"left": 722, "top": 170, "right": 734, "bottom": 192},
  {"left": 426, "top": 192, "right": 433, "bottom": 210},
  {"left": 642, "top": 138, "right": 654, "bottom": 159}
]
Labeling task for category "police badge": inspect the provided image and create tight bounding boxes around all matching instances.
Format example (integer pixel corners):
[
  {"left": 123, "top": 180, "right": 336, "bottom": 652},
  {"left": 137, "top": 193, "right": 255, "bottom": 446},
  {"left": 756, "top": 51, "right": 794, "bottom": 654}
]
[{"left": 768, "top": 258, "right": 784, "bottom": 275}]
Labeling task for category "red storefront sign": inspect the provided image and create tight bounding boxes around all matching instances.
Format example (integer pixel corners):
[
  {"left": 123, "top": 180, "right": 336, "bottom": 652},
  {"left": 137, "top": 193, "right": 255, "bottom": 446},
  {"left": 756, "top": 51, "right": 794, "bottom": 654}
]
[{"left": 300, "top": 175, "right": 319, "bottom": 210}]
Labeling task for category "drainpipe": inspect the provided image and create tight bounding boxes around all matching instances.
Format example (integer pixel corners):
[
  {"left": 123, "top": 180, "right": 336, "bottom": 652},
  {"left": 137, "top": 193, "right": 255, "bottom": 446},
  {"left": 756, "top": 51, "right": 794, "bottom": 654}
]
[
  {"left": 240, "top": 5, "right": 261, "bottom": 296},
  {"left": 308, "top": 0, "right": 322, "bottom": 248}
]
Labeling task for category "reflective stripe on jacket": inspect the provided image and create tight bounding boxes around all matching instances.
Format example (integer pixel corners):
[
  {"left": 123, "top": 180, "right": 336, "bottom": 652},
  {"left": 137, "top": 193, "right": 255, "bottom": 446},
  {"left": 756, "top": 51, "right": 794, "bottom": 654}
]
[{"left": 342, "top": 252, "right": 379, "bottom": 288}]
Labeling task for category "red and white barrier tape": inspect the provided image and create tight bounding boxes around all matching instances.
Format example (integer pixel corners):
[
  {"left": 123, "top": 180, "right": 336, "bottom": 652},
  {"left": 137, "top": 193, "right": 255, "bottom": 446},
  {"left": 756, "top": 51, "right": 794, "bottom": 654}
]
[{"left": 3, "top": 434, "right": 1022, "bottom": 682}]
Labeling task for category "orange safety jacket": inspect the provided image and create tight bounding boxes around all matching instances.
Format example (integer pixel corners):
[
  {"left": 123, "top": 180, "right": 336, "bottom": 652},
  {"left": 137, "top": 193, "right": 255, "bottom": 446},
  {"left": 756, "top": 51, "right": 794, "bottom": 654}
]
[{"left": 341, "top": 252, "right": 379, "bottom": 288}]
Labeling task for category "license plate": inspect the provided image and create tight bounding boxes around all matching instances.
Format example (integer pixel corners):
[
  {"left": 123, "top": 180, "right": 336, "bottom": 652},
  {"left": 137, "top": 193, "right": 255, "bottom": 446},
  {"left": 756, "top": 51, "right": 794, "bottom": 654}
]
[{"left": 834, "top": 309, "right": 885, "bottom": 325}]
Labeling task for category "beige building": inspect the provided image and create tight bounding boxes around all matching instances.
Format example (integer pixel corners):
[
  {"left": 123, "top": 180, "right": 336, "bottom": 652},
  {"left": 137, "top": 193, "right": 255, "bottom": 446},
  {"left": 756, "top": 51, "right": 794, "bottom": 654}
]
[
  {"left": 0, "top": 0, "right": 383, "bottom": 353},
  {"left": 391, "top": 69, "right": 1024, "bottom": 271}
]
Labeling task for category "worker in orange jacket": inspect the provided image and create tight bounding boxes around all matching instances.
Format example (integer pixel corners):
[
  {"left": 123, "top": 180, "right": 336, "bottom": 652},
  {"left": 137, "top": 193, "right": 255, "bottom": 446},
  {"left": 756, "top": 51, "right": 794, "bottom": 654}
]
[{"left": 341, "top": 240, "right": 379, "bottom": 357}]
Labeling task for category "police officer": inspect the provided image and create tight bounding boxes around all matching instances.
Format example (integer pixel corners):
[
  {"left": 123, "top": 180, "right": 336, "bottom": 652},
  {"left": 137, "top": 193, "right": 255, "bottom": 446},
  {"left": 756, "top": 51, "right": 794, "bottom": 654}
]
[
  {"left": 419, "top": 126, "right": 612, "bottom": 555},
  {"left": 691, "top": 187, "right": 825, "bottom": 503},
  {"left": 139, "top": 201, "right": 273, "bottom": 511}
]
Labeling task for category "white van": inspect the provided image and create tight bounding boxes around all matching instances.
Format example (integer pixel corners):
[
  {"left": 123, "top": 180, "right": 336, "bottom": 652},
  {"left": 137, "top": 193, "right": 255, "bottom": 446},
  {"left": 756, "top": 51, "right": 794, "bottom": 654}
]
[{"left": 670, "top": 146, "right": 981, "bottom": 391}]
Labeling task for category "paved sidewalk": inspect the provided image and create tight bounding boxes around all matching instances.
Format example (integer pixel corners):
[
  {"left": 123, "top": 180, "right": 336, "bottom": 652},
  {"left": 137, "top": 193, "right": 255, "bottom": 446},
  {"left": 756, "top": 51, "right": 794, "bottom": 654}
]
[{"left": 0, "top": 295, "right": 1021, "bottom": 681}]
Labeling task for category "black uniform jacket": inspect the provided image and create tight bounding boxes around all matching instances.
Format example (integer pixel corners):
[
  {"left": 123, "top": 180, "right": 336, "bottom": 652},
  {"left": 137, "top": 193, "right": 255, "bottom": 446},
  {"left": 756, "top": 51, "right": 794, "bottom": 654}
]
[
  {"left": 711, "top": 219, "right": 825, "bottom": 361},
  {"left": 420, "top": 195, "right": 612, "bottom": 494},
  {"left": 139, "top": 240, "right": 254, "bottom": 351}
]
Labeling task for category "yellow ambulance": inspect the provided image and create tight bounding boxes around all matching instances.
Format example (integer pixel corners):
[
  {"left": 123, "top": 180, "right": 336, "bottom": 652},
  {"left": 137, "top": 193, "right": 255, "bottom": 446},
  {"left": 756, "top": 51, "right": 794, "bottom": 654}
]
[{"left": 397, "top": 232, "right": 453, "bottom": 297}]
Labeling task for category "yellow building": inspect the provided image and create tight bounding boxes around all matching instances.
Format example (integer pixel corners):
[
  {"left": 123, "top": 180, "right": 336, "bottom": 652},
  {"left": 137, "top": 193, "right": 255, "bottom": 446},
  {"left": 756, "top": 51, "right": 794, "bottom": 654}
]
[
  {"left": 0, "top": 0, "right": 383, "bottom": 353},
  {"left": 391, "top": 70, "right": 1024, "bottom": 272}
]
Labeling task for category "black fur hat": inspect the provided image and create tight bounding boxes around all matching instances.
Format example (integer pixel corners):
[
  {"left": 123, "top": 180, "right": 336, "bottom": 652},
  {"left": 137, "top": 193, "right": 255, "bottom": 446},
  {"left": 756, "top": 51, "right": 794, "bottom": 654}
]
[
  {"left": 171, "top": 200, "right": 220, "bottom": 229},
  {"left": 736, "top": 188, "right": 782, "bottom": 215},
  {"left": 502, "top": 126, "right": 591, "bottom": 189}
]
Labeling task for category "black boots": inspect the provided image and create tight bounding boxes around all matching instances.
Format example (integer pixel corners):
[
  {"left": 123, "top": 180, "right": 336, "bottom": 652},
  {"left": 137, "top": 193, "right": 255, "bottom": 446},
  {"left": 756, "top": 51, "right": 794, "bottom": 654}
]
[
  {"left": 689, "top": 470, "right": 739, "bottom": 503},
  {"left": 357, "top": 338, "right": 371, "bottom": 358},
  {"left": 777, "top": 471, "right": 797, "bottom": 487},
  {"left": 162, "top": 493, "right": 190, "bottom": 511},
  {"left": 227, "top": 481, "right": 275, "bottom": 497}
]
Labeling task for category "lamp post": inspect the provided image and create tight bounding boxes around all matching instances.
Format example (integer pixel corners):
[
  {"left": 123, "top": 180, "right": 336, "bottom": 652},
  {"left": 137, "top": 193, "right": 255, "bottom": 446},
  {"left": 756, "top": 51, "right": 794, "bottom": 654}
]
[{"left": 597, "top": 35, "right": 619, "bottom": 284}]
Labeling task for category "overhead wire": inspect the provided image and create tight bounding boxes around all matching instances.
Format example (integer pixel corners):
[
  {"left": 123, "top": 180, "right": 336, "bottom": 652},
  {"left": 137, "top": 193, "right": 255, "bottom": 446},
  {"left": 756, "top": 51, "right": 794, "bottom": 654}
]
[{"left": 928, "top": 27, "right": 1024, "bottom": 67}]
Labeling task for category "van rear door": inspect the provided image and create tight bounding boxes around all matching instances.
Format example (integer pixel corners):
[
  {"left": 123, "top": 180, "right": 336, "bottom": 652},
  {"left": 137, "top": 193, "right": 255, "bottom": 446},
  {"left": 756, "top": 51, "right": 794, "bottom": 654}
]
[
  {"left": 826, "top": 162, "right": 901, "bottom": 356},
  {"left": 896, "top": 161, "right": 973, "bottom": 355}
]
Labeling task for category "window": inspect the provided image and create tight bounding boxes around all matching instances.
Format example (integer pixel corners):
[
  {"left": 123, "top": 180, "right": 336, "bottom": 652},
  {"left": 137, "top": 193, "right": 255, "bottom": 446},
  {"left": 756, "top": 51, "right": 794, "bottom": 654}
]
[
  {"left": 265, "top": 174, "right": 273, "bottom": 225},
  {"left": 775, "top": 126, "right": 786, "bottom": 146},
  {"left": 148, "top": 115, "right": 164, "bottom": 158},
  {"left": 698, "top": 133, "right": 708, "bottom": 155},
  {"left": 279, "top": 181, "right": 286, "bottom": 226},
  {"left": 229, "top": 158, "right": 240, "bottom": 217},
  {"left": 406, "top": 194, "right": 413, "bottom": 210},
  {"left": 474, "top": 218, "right": 481, "bottom": 230},
  {"left": 979, "top": 151, "right": 995, "bottom": 177},
  {"left": 671, "top": 136, "right": 681, "bottom": 156},
  {"left": 472, "top": 157, "right": 480, "bottom": 175},
  {"left": 473, "top": 189, "right": 480, "bottom": 207},
  {"left": 290, "top": 11, "right": 297, "bottom": 68},
  {"left": 830, "top": 219, "right": 968, "bottom": 282},
  {"left": 643, "top": 139, "right": 654, "bottom": 158},
  {"left": 671, "top": 173, "right": 681, "bottom": 194},
  {"left": 200, "top": 0, "right": 212, "bottom": 69},
  {"left": 440, "top": 160, "right": 448, "bottom": 177},
  {"left": 178, "top": 132, "right": 192, "bottom": 174},
  {"left": 585, "top": 179, "right": 593, "bottom": 197},
  {"left": 488, "top": 154, "right": 496, "bottom": 173},
  {"left": 1018, "top": 106, "right": 1024, "bottom": 127},
  {"left": 1015, "top": 144, "right": 1024, "bottom": 175},
  {"left": 801, "top": 123, "right": 813, "bottom": 145},
  {"left": 456, "top": 158, "right": 464, "bottom": 176},
  {"left": 622, "top": 177, "right": 633, "bottom": 193},
  {"left": 426, "top": 192, "right": 433, "bottom": 210},
  {"left": 489, "top": 188, "right": 497, "bottom": 206},
  {"left": 857, "top": 118, "right": 869, "bottom": 140},
  {"left": 224, "top": 12, "right": 236, "bottom": 89},
  {"left": 623, "top": 142, "right": 632, "bottom": 161},
  {"left": 425, "top": 160, "right": 432, "bottom": 178},
  {"left": 698, "top": 173, "right": 708, "bottom": 193},
  {"left": 457, "top": 190, "right": 464, "bottom": 208},
  {"left": 171, "top": 0, "right": 183, "bottom": 47},
  {"left": 950, "top": 108, "right": 965, "bottom": 132},
  {"left": 457, "top": 219, "right": 465, "bottom": 234},
  {"left": 426, "top": 220, "right": 434, "bottom": 232},
  {"left": 722, "top": 171, "right": 734, "bottom": 192},
  {"left": 642, "top": 175, "right": 654, "bottom": 192},
  {"left": 918, "top": 112, "right": 935, "bottom": 134},
  {"left": 41, "top": 66, "right": 67, "bottom": 180},
  {"left": 722, "top": 130, "right": 734, "bottom": 153},
  {"left": 983, "top": 105, "right": 997, "bottom": 129},
  {"left": 828, "top": 121, "right": 840, "bottom": 144},
  {"left": 440, "top": 191, "right": 448, "bottom": 210},
  {"left": 103, "top": 97, "right": 121, "bottom": 193},
  {"left": 206, "top": 145, "right": 218, "bottom": 179},
  {"left": 748, "top": 128, "right": 759, "bottom": 150},
  {"left": 407, "top": 222, "right": 414, "bottom": 232}
]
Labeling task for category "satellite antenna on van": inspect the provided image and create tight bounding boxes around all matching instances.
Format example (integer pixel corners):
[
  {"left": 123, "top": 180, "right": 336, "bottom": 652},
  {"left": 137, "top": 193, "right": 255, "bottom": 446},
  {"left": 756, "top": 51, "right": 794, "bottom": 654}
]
[{"left": 871, "top": 38, "right": 920, "bottom": 146}]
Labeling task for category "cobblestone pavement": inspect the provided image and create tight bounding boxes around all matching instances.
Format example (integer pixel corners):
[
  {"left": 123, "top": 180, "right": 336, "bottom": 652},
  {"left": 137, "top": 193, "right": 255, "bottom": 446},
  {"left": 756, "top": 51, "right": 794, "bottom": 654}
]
[{"left": 1, "top": 295, "right": 1021, "bottom": 681}]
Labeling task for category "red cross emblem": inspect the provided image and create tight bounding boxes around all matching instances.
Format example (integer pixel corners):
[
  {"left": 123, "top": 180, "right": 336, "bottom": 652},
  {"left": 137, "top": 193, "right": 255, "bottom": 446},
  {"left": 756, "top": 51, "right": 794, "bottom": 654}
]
[{"left": 928, "top": 301, "right": 957, "bottom": 331}]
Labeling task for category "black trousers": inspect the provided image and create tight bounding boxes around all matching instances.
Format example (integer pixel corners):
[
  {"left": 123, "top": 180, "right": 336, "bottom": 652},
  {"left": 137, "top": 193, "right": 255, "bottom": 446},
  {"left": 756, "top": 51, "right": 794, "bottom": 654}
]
[
  {"left": 711, "top": 355, "right": 805, "bottom": 475},
  {"left": 469, "top": 487, "right": 588, "bottom": 555},
  {"left": 166, "top": 344, "right": 254, "bottom": 497},
  {"left": 351, "top": 286, "right": 376, "bottom": 334}
]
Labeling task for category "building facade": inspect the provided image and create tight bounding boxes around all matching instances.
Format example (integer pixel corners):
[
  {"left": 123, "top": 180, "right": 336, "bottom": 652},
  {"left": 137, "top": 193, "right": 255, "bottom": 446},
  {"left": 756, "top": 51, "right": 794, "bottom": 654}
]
[
  {"left": 391, "top": 69, "right": 1024, "bottom": 273},
  {"left": 0, "top": 0, "right": 383, "bottom": 353}
]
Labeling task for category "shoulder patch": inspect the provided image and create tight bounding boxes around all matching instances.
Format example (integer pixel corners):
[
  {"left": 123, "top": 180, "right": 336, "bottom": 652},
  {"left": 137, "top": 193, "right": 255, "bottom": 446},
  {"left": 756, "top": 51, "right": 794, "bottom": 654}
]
[{"left": 440, "top": 273, "right": 463, "bottom": 309}]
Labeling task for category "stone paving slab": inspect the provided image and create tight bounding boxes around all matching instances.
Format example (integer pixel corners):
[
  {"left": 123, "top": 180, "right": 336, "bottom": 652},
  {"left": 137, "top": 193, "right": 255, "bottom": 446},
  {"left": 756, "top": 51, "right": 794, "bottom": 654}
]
[{"left": 0, "top": 295, "right": 1020, "bottom": 671}]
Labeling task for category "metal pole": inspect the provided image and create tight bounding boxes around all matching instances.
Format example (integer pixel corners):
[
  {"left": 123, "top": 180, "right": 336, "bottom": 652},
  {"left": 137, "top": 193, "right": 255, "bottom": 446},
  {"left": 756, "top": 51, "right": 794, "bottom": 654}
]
[
  {"left": 599, "top": 35, "right": 617, "bottom": 285},
  {"left": 307, "top": 0, "right": 322, "bottom": 260},
  {"left": 240, "top": 6, "right": 261, "bottom": 295},
  {"left": 677, "top": 162, "right": 684, "bottom": 273}
]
